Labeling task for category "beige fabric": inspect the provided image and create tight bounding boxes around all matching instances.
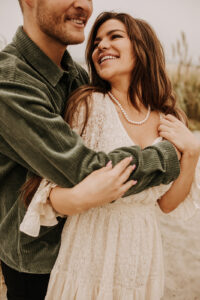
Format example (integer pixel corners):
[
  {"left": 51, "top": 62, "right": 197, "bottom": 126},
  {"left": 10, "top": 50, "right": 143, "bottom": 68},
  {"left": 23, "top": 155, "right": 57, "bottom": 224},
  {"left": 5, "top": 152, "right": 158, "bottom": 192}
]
[{"left": 21, "top": 93, "right": 200, "bottom": 300}]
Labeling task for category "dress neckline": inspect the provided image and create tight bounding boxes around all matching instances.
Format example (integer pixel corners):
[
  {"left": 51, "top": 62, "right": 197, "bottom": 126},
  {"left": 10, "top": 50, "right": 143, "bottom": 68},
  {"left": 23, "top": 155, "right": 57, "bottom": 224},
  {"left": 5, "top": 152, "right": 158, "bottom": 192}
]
[{"left": 105, "top": 93, "right": 162, "bottom": 147}]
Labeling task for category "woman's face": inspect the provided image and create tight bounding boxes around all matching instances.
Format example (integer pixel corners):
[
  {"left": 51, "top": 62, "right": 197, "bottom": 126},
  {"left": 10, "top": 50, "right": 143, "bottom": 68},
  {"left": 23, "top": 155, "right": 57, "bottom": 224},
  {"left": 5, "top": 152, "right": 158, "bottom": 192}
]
[{"left": 92, "top": 19, "right": 135, "bottom": 85}]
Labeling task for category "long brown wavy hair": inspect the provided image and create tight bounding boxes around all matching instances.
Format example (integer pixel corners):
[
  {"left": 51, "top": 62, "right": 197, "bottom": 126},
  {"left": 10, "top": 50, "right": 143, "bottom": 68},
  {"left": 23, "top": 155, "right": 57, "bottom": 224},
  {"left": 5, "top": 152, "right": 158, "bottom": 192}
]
[{"left": 21, "top": 11, "right": 186, "bottom": 207}]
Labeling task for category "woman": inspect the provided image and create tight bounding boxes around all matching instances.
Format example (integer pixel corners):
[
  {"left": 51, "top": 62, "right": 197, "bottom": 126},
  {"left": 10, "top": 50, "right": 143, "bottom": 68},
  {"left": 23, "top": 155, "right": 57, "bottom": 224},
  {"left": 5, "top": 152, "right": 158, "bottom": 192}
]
[{"left": 20, "top": 12, "right": 200, "bottom": 299}]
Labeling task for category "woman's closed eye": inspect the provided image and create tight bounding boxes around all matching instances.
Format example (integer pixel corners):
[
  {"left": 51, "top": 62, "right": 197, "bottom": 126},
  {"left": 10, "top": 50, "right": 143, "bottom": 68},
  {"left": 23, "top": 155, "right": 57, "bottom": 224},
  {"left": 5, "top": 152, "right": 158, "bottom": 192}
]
[
  {"left": 93, "top": 34, "right": 124, "bottom": 49},
  {"left": 110, "top": 34, "right": 123, "bottom": 40}
]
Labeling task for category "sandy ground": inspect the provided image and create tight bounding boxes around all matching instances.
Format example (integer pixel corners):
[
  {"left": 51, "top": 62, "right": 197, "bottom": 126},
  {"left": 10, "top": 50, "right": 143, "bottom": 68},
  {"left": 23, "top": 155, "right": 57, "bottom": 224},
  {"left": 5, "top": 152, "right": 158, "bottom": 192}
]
[
  {"left": 160, "top": 210, "right": 200, "bottom": 300},
  {"left": 1, "top": 132, "right": 200, "bottom": 300}
]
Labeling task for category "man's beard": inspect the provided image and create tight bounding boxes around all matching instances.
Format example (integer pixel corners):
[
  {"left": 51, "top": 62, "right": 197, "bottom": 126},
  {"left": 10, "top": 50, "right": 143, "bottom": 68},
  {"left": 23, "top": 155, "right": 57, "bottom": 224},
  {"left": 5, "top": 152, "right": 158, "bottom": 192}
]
[{"left": 36, "top": 4, "right": 85, "bottom": 46}]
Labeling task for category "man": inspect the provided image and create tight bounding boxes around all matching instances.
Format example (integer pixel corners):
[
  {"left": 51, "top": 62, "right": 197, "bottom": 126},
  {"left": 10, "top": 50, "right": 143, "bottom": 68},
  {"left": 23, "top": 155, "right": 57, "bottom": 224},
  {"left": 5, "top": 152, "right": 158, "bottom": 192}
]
[{"left": 0, "top": 0, "right": 180, "bottom": 299}]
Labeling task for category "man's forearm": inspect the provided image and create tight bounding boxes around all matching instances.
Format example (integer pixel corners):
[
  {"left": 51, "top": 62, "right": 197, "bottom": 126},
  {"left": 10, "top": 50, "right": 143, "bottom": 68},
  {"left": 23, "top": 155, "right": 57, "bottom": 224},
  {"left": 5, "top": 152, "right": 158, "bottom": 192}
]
[
  {"left": 75, "top": 140, "right": 180, "bottom": 195},
  {"left": 0, "top": 128, "right": 179, "bottom": 196},
  {"left": 124, "top": 141, "right": 180, "bottom": 195}
]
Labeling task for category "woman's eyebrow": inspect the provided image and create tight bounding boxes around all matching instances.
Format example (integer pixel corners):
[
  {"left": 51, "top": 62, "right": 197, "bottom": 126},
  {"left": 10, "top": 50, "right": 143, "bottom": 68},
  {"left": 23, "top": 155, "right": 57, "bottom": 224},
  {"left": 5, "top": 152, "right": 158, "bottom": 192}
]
[{"left": 95, "top": 29, "right": 126, "bottom": 42}]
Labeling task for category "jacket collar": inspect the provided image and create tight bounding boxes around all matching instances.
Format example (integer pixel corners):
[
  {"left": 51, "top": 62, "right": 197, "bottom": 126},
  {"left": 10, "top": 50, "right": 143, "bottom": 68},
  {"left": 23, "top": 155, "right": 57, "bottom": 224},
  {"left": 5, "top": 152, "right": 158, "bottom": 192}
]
[{"left": 13, "top": 27, "right": 79, "bottom": 87}]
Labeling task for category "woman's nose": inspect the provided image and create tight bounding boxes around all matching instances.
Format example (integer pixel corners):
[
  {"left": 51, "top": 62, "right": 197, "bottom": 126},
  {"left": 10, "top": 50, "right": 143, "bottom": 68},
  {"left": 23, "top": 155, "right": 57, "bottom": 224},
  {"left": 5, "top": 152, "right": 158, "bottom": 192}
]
[{"left": 97, "top": 39, "right": 110, "bottom": 51}]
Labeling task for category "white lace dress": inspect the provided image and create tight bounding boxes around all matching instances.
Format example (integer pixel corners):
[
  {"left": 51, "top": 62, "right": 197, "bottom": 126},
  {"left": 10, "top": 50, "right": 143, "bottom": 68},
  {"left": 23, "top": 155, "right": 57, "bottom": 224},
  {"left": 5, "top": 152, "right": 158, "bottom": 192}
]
[{"left": 20, "top": 93, "right": 200, "bottom": 300}]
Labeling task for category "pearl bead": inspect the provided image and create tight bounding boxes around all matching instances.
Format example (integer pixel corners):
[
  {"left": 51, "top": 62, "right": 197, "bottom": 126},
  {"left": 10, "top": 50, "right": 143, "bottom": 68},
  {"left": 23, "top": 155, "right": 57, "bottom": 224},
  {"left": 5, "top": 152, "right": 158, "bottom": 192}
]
[{"left": 108, "top": 92, "right": 151, "bottom": 125}]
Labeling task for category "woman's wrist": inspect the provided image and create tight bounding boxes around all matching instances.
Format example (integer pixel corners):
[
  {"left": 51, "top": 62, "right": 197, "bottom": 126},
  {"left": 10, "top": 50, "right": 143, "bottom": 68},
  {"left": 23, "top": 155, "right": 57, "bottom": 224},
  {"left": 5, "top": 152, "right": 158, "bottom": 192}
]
[
  {"left": 49, "top": 186, "right": 86, "bottom": 216},
  {"left": 182, "top": 139, "right": 200, "bottom": 158},
  {"left": 69, "top": 186, "right": 88, "bottom": 214},
  {"left": 180, "top": 149, "right": 199, "bottom": 171}
]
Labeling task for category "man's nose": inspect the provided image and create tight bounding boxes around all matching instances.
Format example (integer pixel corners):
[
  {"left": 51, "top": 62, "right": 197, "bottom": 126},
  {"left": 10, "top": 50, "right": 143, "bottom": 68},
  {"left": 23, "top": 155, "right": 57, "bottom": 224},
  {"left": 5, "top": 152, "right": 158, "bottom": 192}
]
[{"left": 73, "top": 0, "right": 93, "bottom": 16}]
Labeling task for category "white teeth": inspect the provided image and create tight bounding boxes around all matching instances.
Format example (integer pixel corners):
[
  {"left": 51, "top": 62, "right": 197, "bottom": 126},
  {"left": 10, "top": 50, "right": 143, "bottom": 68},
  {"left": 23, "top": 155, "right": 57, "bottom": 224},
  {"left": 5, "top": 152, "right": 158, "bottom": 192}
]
[
  {"left": 100, "top": 56, "right": 117, "bottom": 63},
  {"left": 71, "top": 19, "right": 84, "bottom": 25}
]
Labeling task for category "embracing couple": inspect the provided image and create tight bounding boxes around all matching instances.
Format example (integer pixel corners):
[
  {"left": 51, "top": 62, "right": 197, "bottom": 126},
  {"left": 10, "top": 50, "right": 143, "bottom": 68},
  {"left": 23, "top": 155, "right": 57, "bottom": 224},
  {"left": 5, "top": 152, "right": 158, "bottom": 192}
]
[{"left": 0, "top": 0, "right": 200, "bottom": 300}]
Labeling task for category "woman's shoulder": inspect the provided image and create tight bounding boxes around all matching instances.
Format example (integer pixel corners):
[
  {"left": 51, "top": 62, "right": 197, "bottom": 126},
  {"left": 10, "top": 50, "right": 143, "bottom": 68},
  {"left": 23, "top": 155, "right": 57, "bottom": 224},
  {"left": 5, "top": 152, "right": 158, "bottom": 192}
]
[
  {"left": 88, "top": 92, "right": 109, "bottom": 111},
  {"left": 90, "top": 91, "right": 108, "bottom": 101},
  {"left": 82, "top": 92, "right": 111, "bottom": 130}
]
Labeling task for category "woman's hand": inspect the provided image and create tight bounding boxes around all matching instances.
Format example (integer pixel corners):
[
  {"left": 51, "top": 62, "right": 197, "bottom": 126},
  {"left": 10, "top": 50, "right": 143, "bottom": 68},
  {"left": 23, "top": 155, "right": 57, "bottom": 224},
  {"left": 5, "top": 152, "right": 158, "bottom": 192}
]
[
  {"left": 158, "top": 114, "right": 200, "bottom": 157},
  {"left": 158, "top": 114, "right": 200, "bottom": 213},
  {"left": 50, "top": 157, "right": 137, "bottom": 215}
]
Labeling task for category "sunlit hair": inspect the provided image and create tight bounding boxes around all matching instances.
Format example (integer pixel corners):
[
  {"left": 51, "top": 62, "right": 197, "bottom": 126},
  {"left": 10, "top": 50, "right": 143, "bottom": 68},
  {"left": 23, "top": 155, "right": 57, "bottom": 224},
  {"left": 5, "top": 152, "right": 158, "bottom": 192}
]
[{"left": 21, "top": 11, "right": 186, "bottom": 207}]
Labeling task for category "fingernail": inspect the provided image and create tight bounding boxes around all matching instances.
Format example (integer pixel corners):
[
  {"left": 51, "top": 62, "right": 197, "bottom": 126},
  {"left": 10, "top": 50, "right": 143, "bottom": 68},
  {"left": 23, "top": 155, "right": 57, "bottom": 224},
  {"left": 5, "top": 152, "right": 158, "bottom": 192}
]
[
  {"left": 132, "top": 164, "right": 136, "bottom": 170},
  {"left": 106, "top": 161, "right": 112, "bottom": 167},
  {"left": 132, "top": 180, "right": 137, "bottom": 185},
  {"left": 129, "top": 156, "right": 133, "bottom": 161}
]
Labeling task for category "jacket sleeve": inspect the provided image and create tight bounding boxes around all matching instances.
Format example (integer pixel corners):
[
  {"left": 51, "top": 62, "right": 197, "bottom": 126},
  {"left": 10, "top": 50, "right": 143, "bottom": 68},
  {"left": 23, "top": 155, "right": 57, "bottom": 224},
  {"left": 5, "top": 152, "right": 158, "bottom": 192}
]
[{"left": 0, "top": 82, "right": 180, "bottom": 194}]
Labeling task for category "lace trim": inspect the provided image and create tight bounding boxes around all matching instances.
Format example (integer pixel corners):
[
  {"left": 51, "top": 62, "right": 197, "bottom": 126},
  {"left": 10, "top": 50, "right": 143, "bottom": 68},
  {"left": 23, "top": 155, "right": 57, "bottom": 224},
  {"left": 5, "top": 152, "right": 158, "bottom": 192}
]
[{"left": 20, "top": 179, "right": 60, "bottom": 237}]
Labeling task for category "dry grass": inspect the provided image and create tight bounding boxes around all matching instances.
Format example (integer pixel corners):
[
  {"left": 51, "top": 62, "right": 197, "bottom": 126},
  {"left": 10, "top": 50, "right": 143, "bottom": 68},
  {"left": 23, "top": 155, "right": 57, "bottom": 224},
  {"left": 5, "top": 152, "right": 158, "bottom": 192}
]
[{"left": 168, "top": 32, "right": 200, "bottom": 130}]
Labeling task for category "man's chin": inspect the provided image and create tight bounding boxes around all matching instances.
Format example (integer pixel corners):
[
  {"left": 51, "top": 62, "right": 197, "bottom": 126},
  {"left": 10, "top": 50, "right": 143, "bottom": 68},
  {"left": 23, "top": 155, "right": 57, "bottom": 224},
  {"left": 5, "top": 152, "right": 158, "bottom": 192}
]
[
  {"left": 68, "top": 36, "right": 85, "bottom": 45},
  {"left": 60, "top": 29, "right": 85, "bottom": 45}
]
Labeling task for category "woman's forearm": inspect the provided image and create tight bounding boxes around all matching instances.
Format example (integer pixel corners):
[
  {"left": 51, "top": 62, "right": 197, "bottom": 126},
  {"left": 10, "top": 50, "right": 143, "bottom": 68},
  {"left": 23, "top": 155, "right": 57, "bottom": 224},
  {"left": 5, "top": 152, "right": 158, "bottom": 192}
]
[
  {"left": 49, "top": 157, "right": 136, "bottom": 216},
  {"left": 49, "top": 186, "right": 85, "bottom": 216},
  {"left": 158, "top": 151, "right": 199, "bottom": 213}
]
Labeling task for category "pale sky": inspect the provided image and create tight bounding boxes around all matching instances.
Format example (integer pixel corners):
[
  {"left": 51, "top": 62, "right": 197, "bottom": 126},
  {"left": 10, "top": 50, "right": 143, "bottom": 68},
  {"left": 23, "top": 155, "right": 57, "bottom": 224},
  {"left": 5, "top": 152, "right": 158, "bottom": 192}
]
[{"left": 0, "top": 0, "right": 199, "bottom": 64}]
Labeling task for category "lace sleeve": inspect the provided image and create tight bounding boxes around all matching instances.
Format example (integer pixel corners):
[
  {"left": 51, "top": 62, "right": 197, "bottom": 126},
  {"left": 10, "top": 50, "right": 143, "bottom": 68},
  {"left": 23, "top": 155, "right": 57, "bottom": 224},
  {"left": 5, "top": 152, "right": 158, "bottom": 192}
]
[
  {"left": 20, "top": 179, "right": 62, "bottom": 237},
  {"left": 71, "top": 92, "right": 106, "bottom": 150},
  {"left": 157, "top": 158, "right": 200, "bottom": 221}
]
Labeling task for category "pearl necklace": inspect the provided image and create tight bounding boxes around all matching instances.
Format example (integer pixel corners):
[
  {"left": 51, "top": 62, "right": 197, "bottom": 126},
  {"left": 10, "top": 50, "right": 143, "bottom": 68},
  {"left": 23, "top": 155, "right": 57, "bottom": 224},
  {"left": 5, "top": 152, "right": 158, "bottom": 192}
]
[{"left": 108, "top": 92, "right": 151, "bottom": 125}]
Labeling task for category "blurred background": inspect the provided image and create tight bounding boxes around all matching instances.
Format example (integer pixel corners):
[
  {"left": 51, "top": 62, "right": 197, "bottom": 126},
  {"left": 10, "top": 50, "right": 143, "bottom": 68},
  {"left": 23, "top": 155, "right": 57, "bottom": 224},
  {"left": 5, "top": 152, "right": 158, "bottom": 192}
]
[
  {"left": 0, "top": 2, "right": 200, "bottom": 300},
  {"left": 0, "top": 0, "right": 200, "bottom": 63}
]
